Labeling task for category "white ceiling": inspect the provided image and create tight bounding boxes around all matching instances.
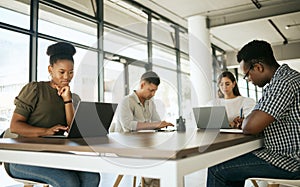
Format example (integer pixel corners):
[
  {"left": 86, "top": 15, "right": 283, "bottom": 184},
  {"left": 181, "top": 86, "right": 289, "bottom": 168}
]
[{"left": 136, "top": 0, "right": 300, "bottom": 70}]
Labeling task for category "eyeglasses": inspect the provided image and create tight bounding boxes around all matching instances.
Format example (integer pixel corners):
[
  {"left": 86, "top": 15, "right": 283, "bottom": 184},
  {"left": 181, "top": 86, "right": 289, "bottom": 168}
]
[{"left": 243, "top": 64, "right": 254, "bottom": 80}]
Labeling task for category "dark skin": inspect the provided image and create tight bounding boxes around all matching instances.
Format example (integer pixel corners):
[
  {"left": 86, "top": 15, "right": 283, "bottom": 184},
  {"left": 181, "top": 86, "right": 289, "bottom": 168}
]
[
  {"left": 240, "top": 60, "right": 277, "bottom": 134},
  {"left": 10, "top": 60, "right": 74, "bottom": 137}
]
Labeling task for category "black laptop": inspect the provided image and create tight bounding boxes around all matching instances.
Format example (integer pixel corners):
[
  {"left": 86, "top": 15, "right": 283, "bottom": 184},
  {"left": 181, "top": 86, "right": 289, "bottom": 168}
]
[{"left": 44, "top": 101, "right": 118, "bottom": 138}]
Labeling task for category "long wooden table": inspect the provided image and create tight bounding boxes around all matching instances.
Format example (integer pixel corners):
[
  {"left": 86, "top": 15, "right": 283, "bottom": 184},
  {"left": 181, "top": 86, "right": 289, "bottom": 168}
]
[{"left": 0, "top": 129, "right": 263, "bottom": 187}]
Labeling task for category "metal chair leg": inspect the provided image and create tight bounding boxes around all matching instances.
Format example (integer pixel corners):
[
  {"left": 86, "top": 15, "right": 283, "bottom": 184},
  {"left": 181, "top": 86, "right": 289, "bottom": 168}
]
[
  {"left": 113, "top": 175, "right": 124, "bottom": 187},
  {"left": 251, "top": 179, "right": 259, "bottom": 187}
]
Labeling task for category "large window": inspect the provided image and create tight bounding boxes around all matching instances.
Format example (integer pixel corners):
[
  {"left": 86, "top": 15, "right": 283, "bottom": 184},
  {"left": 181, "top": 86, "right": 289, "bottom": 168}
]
[
  {"left": 0, "top": 0, "right": 30, "bottom": 29},
  {"left": 0, "top": 29, "right": 29, "bottom": 133},
  {"left": 53, "top": 0, "right": 96, "bottom": 16},
  {"left": 104, "top": 0, "right": 147, "bottom": 37},
  {"left": 104, "top": 60, "right": 125, "bottom": 103},
  {"left": 128, "top": 65, "right": 145, "bottom": 92},
  {"left": 180, "top": 31, "right": 189, "bottom": 54},
  {"left": 237, "top": 73, "right": 262, "bottom": 102},
  {"left": 152, "top": 19, "right": 175, "bottom": 47},
  {"left": 152, "top": 66, "right": 179, "bottom": 123},
  {"left": 0, "top": 0, "right": 189, "bottom": 134},
  {"left": 104, "top": 28, "right": 147, "bottom": 61},
  {"left": 153, "top": 45, "right": 177, "bottom": 70},
  {"left": 39, "top": 4, "right": 97, "bottom": 47}
]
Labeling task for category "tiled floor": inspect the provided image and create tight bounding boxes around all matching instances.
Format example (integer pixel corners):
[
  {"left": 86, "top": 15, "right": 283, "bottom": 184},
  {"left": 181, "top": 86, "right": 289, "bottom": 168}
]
[{"left": 0, "top": 164, "right": 277, "bottom": 187}]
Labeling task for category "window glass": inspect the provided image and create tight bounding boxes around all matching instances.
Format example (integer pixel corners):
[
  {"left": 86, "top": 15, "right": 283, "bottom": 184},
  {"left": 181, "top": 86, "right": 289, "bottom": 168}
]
[
  {"left": 152, "top": 20, "right": 175, "bottom": 47},
  {"left": 257, "top": 88, "right": 263, "bottom": 101},
  {"left": 104, "top": 0, "right": 147, "bottom": 37},
  {"left": 152, "top": 66, "right": 178, "bottom": 124},
  {"left": 128, "top": 66, "right": 178, "bottom": 123},
  {"left": 181, "top": 73, "right": 192, "bottom": 126},
  {"left": 181, "top": 53, "right": 190, "bottom": 73},
  {"left": 104, "top": 60, "right": 124, "bottom": 103},
  {"left": 248, "top": 83, "right": 257, "bottom": 101},
  {"left": 0, "top": 0, "right": 30, "bottom": 29},
  {"left": 53, "top": 0, "right": 96, "bottom": 16},
  {"left": 72, "top": 48, "right": 98, "bottom": 101},
  {"left": 39, "top": 4, "right": 97, "bottom": 47},
  {"left": 104, "top": 28, "right": 147, "bottom": 61},
  {"left": 237, "top": 74, "right": 259, "bottom": 102},
  {"left": 180, "top": 31, "right": 189, "bottom": 54},
  {"left": 37, "top": 38, "right": 98, "bottom": 101},
  {"left": 237, "top": 75, "right": 248, "bottom": 97},
  {"left": 128, "top": 66, "right": 145, "bottom": 92},
  {"left": 0, "top": 29, "right": 29, "bottom": 134},
  {"left": 153, "top": 45, "right": 176, "bottom": 70}
]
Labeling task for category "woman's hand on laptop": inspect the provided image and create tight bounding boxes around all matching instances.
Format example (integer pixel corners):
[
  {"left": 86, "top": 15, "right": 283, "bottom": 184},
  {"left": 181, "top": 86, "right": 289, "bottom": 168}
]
[{"left": 45, "top": 125, "right": 68, "bottom": 136}]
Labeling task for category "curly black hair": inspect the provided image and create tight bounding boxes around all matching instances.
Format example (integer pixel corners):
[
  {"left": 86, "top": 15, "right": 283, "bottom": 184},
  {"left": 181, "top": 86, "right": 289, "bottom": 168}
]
[
  {"left": 47, "top": 42, "right": 76, "bottom": 65},
  {"left": 237, "top": 40, "right": 278, "bottom": 67}
]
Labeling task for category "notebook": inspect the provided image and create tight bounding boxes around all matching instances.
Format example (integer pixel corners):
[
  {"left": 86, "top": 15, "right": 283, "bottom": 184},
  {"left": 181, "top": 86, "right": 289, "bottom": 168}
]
[
  {"left": 44, "top": 101, "right": 118, "bottom": 138},
  {"left": 193, "top": 106, "right": 232, "bottom": 129}
]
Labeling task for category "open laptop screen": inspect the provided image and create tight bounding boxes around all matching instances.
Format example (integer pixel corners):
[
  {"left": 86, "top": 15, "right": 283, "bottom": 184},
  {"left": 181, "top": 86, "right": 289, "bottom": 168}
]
[
  {"left": 44, "top": 101, "right": 118, "bottom": 138},
  {"left": 68, "top": 101, "right": 118, "bottom": 138},
  {"left": 193, "top": 106, "right": 231, "bottom": 129}
]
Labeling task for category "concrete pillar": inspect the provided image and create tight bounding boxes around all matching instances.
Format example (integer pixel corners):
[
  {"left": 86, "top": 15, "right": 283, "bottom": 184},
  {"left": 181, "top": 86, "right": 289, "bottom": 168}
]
[{"left": 188, "top": 15, "right": 213, "bottom": 106}]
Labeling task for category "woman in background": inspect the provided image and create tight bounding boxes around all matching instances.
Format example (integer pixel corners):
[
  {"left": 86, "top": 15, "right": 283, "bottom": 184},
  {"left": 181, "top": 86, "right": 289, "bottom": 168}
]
[
  {"left": 208, "top": 71, "right": 255, "bottom": 128},
  {"left": 8, "top": 42, "right": 100, "bottom": 187}
]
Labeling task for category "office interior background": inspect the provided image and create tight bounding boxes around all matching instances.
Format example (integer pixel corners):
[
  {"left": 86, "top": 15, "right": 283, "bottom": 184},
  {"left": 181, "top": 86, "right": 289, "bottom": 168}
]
[{"left": 0, "top": 0, "right": 300, "bottom": 134}]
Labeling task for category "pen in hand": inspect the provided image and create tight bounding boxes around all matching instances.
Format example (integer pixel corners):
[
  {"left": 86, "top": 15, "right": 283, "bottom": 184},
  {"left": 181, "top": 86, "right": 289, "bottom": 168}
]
[
  {"left": 240, "top": 107, "right": 243, "bottom": 118},
  {"left": 238, "top": 107, "right": 244, "bottom": 129}
]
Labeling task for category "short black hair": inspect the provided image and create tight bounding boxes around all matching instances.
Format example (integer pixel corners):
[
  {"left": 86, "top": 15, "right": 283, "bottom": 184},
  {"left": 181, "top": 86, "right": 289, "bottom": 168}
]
[
  {"left": 141, "top": 71, "right": 160, "bottom": 86},
  {"left": 237, "top": 40, "right": 278, "bottom": 67},
  {"left": 47, "top": 42, "right": 76, "bottom": 65}
]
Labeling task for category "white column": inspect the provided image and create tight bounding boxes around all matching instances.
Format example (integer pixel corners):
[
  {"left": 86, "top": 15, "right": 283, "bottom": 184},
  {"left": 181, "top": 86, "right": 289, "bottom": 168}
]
[{"left": 188, "top": 15, "right": 213, "bottom": 106}]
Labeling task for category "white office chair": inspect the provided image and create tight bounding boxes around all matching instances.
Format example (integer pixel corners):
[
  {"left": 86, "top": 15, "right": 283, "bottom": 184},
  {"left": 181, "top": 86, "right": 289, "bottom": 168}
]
[{"left": 248, "top": 177, "right": 300, "bottom": 187}]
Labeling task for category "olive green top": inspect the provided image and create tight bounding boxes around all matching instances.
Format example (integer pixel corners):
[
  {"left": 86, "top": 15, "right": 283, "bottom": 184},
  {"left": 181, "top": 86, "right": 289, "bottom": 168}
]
[{"left": 14, "top": 81, "right": 73, "bottom": 128}]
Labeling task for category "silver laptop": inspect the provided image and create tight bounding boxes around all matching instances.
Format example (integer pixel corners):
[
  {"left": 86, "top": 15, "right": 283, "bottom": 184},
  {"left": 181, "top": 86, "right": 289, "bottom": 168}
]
[
  {"left": 44, "top": 101, "right": 117, "bottom": 138},
  {"left": 193, "top": 106, "right": 231, "bottom": 129}
]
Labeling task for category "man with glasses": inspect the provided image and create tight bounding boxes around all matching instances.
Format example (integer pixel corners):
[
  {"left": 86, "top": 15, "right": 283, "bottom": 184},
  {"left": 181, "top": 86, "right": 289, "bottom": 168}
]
[{"left": 206, "top": 40, "right": 300, "bottom": 187}]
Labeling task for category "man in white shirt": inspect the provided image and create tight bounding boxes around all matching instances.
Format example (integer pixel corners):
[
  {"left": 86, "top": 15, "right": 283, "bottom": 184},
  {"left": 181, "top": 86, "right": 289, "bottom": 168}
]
[
  {"left": 109, "top": 71, "right": 173, "bottom": 132},
  {"left": 109, "top": 71, "right": 174, "bottom": 187}
]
